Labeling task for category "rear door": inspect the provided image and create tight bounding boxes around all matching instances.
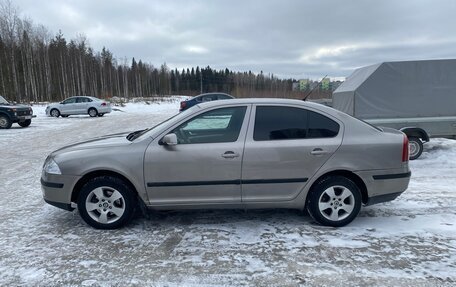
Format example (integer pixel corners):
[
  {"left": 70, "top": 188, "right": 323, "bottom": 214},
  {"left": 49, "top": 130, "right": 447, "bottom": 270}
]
[
  {"left": 144, "top": 105, "right": 251, "bottom": 204},
  {"left": 241, "top": 104, "right": 343, "bottom": 202}
]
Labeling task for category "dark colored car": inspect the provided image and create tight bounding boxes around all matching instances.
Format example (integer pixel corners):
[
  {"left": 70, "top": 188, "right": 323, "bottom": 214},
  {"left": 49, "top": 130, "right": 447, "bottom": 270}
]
[
  {"left": 0, "top": 95, "right": 35, "bottom": 129},
  {"left": 179, "top": 93, "right": 234, "bottom": 111}
]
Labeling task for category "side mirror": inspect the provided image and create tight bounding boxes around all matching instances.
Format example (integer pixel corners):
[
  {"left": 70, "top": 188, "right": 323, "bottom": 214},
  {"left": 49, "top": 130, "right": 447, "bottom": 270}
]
[{"left": 161, "top": 133, "right": 178, "bottom": 146}]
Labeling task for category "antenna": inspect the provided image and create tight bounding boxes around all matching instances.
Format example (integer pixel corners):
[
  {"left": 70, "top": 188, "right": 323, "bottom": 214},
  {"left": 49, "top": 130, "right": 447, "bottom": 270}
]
[{"left": 303, "top": 75, "right": 328, "bottom": 101}]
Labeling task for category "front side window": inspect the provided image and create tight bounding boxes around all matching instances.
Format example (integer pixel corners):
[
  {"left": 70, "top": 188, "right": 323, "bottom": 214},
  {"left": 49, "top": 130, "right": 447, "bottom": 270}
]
[
  {"left": 217, "top": 94, "right": 231, "bottom": 100},
  {"left": 172, "top": 106, "right": 247, "bottom": 144},
  {"left": 253, "top": 106, "right": 339, "bottom": 141},
  {"left": 62, "top": 98, "right": 76, "bottom": 104},
  {"left": 202, "top": 95, "right": 216, "bottom": 102}
]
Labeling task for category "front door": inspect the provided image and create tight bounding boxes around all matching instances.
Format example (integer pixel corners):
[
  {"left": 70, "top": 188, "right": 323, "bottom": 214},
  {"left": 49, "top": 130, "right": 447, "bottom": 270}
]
[
  {"left": 60, "top": 97, "right": 77, "bottom": 114},
  {"left": 144, "top": 105, "right": 250, "bottom": 205}
]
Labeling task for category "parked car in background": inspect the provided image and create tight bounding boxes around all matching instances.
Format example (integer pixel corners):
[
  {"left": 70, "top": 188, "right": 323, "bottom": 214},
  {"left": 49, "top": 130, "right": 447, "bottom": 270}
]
[
  {"left": 46, "top": 96, "right": 111, "bottom": 118},
  {"left": 179, "top": 92, "right": 233, "bottom": 111},
  {"left": 0, "top": 95, "right": 36, "bottom": 129},
  {"left": 41, "top": 98, "right": 410, "bottom": 229}
]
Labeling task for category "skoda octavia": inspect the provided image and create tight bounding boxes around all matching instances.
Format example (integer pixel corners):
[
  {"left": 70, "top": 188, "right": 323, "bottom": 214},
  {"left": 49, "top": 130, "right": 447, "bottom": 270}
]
[{"left": 41, "top": 99, "right": 411, "bottom": 229}]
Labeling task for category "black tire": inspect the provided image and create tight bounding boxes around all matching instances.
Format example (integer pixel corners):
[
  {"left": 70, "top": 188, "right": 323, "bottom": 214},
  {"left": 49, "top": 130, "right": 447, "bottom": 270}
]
[
  {"left": 408, "top": 137, "right": 423, "bottom": 160},
  {"left": 306, "top": 176, "right": 362, "bottom": 227},
  {"left": 98, "top": 113, "right": 104, "bottom": 117},
  {"left": 0, "top": 114, "right": 12, "bottom": 129},
  {"left": 88, "top": 108, "right": 98, "bottom": 117},
  {"left": 18, "top": 119, "right": 31, "bottom": 127},
  {"left": 78, "top": 176, "right": 137, "bottom": 229},
  {"left": 50, "top": 108, "right": 60, "bottom": 117}
]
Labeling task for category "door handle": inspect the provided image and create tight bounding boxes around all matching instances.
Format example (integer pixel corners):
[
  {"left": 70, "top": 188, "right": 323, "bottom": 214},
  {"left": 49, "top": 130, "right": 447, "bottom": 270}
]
[
  {"left": 222, "top": 151, "right": 240, "bottom": 158},
  {"left": 310, "top": 148, "right": 329, "bottom": 156}
]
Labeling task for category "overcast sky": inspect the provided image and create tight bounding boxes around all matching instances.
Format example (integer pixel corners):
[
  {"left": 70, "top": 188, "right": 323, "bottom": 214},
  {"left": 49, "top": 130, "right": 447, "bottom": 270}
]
[{"left": 13, "top": 0, "right": 456, "bottom": 80}]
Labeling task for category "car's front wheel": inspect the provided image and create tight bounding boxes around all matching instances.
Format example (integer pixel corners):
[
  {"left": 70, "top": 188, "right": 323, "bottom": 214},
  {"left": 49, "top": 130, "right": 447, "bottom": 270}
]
[
  {"left": 88, "top": 108, "right": 98, "bottom": 117},
  {"left": 0, "top": 115, "right": 12, "bottom": 129},
  {"left": 307, "top": 176, "right": 361, "bottom": 227},
  {"left": 18, "top": 119, "right": 31, "bottom": 127},
  {"left": 78, "top": 176, "right": 137, "bottom": 229},
  {"left": 50, "top": 108, "right": 60, "bottom": 117}
]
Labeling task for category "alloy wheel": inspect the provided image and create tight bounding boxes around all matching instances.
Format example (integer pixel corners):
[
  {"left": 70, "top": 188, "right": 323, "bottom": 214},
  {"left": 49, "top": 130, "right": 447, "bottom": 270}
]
[
  {"left": 85, "top": 186, "right": 126, "bottom": 224},
  {"left": 318, "top": 185, "right": 355, "bottom": 221}
]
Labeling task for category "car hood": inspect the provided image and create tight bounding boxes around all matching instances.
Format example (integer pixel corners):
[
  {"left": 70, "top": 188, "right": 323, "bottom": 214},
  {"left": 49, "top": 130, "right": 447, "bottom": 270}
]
[
  {"left": 52, "top": 132, "right": 132, "bottom": 154},
  {"left": 0, "top": 104, "right": 30, "bottom": 110}
]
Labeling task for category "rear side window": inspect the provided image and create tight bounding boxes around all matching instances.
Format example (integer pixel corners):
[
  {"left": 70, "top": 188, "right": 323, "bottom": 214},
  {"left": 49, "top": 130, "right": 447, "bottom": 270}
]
[
  {"left": 307, "top": 111, "right": 340, "bottom": 138},
  {"left": 253, "top": 106, "right": 339, "bottom": 141}
]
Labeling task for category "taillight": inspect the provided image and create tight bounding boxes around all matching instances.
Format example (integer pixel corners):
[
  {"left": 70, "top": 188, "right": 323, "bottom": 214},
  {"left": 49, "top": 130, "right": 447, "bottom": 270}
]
[
  {"left": 402, "top": 135, "right": 409, "bottom": 162},
  {"left": 180, "top": 101, "right": 186, "bottom": 109},
  {"left": 101, "top": 102, "right": 106, "bottom": 106}
]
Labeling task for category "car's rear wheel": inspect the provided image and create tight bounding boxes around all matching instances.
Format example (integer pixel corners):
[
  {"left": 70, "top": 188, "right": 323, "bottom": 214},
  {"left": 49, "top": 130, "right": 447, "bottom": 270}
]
[
  {"left": 78, "top": 176, "right": 136, "bottom": 229},
  {"left": 88, "top": 108, "right": 98, "bottom": 117},
  {"left": 50, "top": 108, "right": 60, "bottom": 117},
  {"left": 18, "top": 119, "right": 31, "bottom": 127},
  {"left": 408, "top": 137, "right": 423, "bottom": 160},
  {"left": 0, "top": 115, "right": 12, "bottom": 129},
  {"left": 307, "top": 176, "right": 361, "bottom": 227}
]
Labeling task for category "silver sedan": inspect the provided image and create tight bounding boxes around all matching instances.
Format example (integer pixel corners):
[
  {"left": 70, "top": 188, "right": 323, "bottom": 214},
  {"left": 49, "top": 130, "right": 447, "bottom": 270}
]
[
  {"left": 41, "top": 98, "right": 411, "bottom": 229},
  {"left": 45, "top": 96, "right": 112, "bottom": 117}
]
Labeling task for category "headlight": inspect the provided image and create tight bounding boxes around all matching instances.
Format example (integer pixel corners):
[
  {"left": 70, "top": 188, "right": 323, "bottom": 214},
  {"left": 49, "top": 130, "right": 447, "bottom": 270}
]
[{"left": 43, "top": 158, "right": 62, "bottom": 175}]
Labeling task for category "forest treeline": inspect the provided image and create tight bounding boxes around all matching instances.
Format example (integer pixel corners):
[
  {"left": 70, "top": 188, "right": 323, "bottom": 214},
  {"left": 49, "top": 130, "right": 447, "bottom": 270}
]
[{"left": 0, "top": 0, "right": 329, "bottom": 103}]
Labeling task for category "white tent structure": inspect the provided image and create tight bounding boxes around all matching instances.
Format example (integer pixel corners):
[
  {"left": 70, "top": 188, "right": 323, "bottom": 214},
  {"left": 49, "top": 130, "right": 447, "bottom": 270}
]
[{"left": 333, "top": 59, "right": 456, "bottom": 119}]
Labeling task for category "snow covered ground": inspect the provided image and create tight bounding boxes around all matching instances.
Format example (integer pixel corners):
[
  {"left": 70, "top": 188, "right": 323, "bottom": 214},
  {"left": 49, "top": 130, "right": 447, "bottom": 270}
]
[{"left": 0, "top": 99, "right": 455, "bottom": 286}]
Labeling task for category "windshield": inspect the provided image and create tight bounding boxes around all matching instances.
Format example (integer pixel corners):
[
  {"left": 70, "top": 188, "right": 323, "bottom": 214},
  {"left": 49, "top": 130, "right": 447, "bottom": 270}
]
[{"left": 0, "top": 96, "right": 8, "bottom": 104}]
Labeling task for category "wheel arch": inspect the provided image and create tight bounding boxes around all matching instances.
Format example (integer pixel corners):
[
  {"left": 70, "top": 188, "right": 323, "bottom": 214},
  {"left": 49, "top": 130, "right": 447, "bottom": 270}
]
[
  {"left": 400, "top": 127, "right": 430, "bottom": 142},
  {"left": 0, "top": 111, "right": 12, "bottom": 119},
  {"left": 71, "top": 170, "right": 139, "bottom": 203},
  {"left": 306, "top": 170, "right": 369, "bottom": 205}
]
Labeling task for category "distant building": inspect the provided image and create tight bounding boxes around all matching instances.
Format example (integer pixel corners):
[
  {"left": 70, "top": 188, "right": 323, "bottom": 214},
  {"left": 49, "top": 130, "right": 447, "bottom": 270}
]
[
  {"left": 299, "top": 79, "right": 309, "bottom": 91},
  {"left": 321, "top": 78, "right": 330, "bottom": 90},
  {"left": 292, "top": 82, "right": 300, "bottom": 91},
  {"left": 309, "top": 81, "right": 318, "bottom": 90}
]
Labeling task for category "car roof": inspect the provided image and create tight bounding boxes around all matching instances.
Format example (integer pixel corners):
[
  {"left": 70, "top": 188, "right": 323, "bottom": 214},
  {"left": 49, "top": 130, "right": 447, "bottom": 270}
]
[
  {"left": 196, "top": 97, "right": 341, "bottom": 116},
  {"left": 194, "top": 93, "right": 233, "bottom": 98}
]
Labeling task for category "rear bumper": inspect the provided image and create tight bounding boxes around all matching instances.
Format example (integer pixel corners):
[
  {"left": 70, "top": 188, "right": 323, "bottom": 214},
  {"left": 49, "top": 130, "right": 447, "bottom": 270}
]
[
  {"left": 366, "top": 192, "right": 403, "bottom": 205},
  {"left": 355, "top": 168, "right": 411, "bottom": 205},
  {"left": 97, "top": 106, "right": 112, "bottom": 114}
]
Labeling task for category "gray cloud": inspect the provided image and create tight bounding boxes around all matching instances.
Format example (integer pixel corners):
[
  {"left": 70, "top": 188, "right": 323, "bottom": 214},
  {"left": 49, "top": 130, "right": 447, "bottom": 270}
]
[{"left": 14, "top": 0, "right": 456, "bottom": 79}]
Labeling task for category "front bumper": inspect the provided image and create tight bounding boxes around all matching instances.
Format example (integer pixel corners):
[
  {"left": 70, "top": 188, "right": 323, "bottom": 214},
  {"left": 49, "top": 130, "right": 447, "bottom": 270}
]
[
  {"left": 12, "top": 114, "right": 35, "bottom": 122},
  {"left": 41, "top": 172, "right": 80, "bottom": 211}
]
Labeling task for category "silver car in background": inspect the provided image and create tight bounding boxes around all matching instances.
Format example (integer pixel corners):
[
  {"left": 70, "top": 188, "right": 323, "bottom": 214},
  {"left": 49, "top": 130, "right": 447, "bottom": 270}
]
[
  {"left": 41, "top": 98, "right": 411, "bottom": 229},
  {"left": 46, "top": 96, "right": 111, "bottom": 117}
]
